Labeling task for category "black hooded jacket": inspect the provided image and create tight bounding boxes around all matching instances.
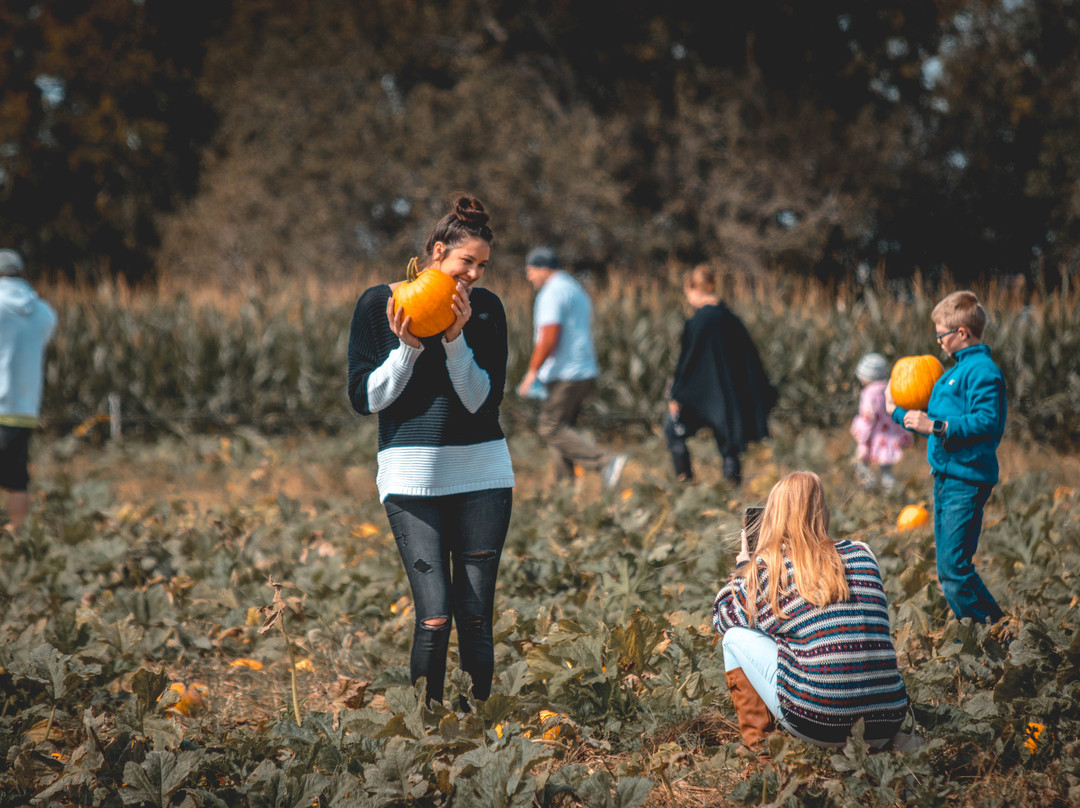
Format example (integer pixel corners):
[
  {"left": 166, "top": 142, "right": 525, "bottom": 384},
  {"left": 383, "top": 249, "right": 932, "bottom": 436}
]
[{"left": 669, "top": 302, "right": 777, "bottom": 451}]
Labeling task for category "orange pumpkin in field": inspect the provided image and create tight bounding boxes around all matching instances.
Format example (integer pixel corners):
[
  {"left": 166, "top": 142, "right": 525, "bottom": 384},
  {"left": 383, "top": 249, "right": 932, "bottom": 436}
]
[
  {"left": 392, "top": 258, "right": 457, "bottom": 337},
  {"left": 896, "top": 504, "right": 930, "bottom": 530},
  {"left": 890, "top": 355, "right": 945, "bottom": 411}
]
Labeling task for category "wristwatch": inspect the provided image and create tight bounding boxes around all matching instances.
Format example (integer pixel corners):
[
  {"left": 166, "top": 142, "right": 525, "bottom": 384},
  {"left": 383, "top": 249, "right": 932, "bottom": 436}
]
[{"left": 932, "top": 419, "right": 947, "bottom": 438}]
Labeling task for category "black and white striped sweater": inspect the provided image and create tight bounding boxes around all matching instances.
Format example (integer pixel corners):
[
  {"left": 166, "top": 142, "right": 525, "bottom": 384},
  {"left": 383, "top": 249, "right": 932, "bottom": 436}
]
[{"left": 347, "top": 284, "right": 514, "bottom": 501}]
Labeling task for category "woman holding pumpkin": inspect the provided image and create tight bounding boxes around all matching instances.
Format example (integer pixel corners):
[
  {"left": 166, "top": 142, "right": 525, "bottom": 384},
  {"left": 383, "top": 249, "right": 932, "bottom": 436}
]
[{"left": 348, "top": 195, "right": 514, "bottom": 708}]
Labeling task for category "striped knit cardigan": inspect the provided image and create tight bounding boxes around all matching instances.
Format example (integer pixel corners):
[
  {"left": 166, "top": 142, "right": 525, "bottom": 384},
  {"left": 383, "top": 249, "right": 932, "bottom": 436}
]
[
  {"left": 713, "top": 540, "right": 909, "bottom": 744},
  {"left": 348, "top": 284, "right": 514, "bottom": 502}
]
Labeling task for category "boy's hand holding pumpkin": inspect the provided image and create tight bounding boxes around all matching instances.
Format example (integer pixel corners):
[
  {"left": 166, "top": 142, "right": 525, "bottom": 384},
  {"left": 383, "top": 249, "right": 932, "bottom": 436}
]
[{"left": 903, "top": 410, "right": 933, "bottom": 435}]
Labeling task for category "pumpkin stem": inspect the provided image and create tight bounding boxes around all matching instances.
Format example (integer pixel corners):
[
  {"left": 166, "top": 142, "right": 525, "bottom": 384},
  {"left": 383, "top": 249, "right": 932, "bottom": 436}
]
[{"left": 406, "top": 256, "right": 420, "bottom": 282}]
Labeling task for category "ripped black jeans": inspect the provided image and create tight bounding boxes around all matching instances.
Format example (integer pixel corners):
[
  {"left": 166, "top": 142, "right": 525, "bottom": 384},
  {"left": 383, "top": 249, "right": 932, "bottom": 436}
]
[{"left": 383, "top": 487, "right": 513, "bottom": 706}]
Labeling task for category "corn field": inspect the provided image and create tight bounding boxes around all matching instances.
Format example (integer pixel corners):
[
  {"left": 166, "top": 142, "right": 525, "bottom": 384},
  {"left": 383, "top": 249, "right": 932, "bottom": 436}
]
[{"left": 41, "top": 267, "right": 1080, "bottom": 445}]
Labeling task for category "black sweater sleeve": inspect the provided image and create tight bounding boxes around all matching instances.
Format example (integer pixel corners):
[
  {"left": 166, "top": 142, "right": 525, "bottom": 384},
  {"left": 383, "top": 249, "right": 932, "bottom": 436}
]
[
  {"left": 347, "top": 285, "right": 394, "bottom": 416},
  {"left": 462, "top": 288, "right": 508, "bottom": 414}
]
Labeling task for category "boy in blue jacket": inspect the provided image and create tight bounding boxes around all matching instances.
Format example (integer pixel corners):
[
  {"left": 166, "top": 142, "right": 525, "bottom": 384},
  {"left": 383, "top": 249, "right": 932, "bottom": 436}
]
[{"left": 886, "top": 290, "right": 1006, "bottom": 624}]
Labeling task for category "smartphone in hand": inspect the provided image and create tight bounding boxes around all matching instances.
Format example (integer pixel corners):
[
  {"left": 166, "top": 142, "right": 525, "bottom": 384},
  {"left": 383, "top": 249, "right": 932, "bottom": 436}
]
[{"left": 743, "top": 506, "right": 765, "bottom": 555}]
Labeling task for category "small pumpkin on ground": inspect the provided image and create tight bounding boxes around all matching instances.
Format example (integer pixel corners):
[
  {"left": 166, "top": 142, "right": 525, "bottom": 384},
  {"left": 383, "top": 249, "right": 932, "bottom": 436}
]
[
  {"left": 897, "top": 504, "right": 930, "bottom": 530},
  {"left": 890, "top": 355, "right": 945, "bottom": 411},
  {"left": 169, "top": 682, "right": 208, "bottom": 715},
  {"left": 391, "top": 257, "right": 457, "bottom": 337},
  {"left": 1024, "top": 722, "right": 1045, "bottom": 754}
]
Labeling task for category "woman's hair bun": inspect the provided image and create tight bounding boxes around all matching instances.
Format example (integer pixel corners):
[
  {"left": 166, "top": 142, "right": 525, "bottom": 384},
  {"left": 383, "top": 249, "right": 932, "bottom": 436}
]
[
  {"left": 424, "top": 193, "right": 494, "bottom": 256},
  {"left": 454, "top": 195, "right": 489, "bottom": 229}
]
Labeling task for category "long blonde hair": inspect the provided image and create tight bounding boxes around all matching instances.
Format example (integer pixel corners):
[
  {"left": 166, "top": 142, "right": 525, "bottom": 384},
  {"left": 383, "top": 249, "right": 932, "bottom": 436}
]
[{"left": 739, "top": 471, "right": 850, "bottom": 625}]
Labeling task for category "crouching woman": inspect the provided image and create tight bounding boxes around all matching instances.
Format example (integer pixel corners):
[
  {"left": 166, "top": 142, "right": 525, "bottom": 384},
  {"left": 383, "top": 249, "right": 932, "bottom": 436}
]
[{"left": 713, "top": 471, "right": 910, "bottom": 749}]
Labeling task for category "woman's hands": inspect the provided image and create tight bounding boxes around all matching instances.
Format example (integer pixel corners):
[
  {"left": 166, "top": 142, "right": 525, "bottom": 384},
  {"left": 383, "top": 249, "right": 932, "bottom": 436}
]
[
  {"left": 443, "top": 282, "right": 472, "bottom": 343},
  {"left": 386, "top": 295, "right": 421, "bottom": 349},
  {"left": 736, "top": 527, "right": 751, "bottom": 566}
]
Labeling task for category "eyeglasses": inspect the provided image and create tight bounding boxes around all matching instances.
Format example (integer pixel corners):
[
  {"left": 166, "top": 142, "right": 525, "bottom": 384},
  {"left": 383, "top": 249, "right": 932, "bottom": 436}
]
[{"left": 935, "top": 328, "right": 959, "bottom": 343}]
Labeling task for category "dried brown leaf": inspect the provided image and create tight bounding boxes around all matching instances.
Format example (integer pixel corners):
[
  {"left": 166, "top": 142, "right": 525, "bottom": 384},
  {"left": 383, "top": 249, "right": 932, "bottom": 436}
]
[{"left": 256, "top": 575, "right": 289, "bottom": 636}]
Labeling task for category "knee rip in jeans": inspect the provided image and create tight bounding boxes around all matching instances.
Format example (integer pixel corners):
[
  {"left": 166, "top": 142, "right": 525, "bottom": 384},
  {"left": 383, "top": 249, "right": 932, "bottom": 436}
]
[
  {"left": 458, "top": 617, "right": 486, "bottom": 634},
  {"left": 413, "top": 558, "right": 432, "bottom": 573},
  {"left": 463, "top": 550, "right": 496, "bottom": 562},
  {"left": 421, "top": 616, "right": 450, "bottom": 631}
]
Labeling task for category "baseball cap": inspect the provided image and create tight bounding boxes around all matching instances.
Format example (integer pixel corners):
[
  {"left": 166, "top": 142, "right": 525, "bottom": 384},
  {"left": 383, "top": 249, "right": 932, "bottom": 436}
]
[
  {"left": 524, "top": 246, "right": 561, "bottom": 270},
  {"left": 0, "top": 249, "right": 24, "bottom": 276}
]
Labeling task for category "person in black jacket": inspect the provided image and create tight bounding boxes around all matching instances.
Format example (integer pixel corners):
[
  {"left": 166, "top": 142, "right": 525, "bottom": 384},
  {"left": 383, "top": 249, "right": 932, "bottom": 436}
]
[{"left": 664, "top": 264, "right": 777, "bottom": 484}]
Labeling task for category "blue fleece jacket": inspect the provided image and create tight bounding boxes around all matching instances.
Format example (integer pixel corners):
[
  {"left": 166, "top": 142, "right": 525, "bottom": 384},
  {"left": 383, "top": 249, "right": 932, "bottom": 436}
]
[{"left": 892, "top": 344, "right": 1006, "bottom": 486}]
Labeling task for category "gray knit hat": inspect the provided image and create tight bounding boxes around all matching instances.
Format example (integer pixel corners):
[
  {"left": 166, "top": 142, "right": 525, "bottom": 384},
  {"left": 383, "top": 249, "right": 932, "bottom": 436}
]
[
  {"left": 0, "top": 249, "right": 24, "bottom": 276},
  {"left": 856, "top": 352, "right": 890, "bottom": 382}
]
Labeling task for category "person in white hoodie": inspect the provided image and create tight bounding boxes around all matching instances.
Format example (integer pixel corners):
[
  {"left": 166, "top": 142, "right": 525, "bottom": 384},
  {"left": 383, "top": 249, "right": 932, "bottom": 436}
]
[{"left": 0, "top": 249, "right": 57, "bottom": 531}]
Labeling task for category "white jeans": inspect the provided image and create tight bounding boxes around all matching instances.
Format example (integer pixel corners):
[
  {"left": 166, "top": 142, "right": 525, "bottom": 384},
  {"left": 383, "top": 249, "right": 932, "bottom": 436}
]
[
  {"left": 721, "top": 626, "right": 783, "bottom": 717},
  {"left": 721, "top": 626, "right": 894, "bottom": 750}
]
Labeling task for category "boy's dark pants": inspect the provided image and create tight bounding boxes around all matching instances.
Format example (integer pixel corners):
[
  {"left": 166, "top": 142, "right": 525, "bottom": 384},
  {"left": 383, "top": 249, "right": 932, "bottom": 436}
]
[{"left": 933, "top": 473, "right": 1004, "bottom": 623}]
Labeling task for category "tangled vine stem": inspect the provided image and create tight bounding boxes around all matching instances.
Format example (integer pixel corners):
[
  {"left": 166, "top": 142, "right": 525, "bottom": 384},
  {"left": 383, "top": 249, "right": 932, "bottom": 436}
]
[
  {"left": 257, "top": 576, "right": 302, "bottom": 725},
  {"left": 278, "top": 614, "right": 302, "bottom": 726},
  {"left": 44, "top": 701, "right": 57, "bottom": 747}
]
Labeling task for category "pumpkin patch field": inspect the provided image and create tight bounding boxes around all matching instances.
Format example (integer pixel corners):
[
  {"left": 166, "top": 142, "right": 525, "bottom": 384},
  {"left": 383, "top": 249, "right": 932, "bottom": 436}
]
[{"left": 1, "top": 269, "right": 1078, "bottom": 806}]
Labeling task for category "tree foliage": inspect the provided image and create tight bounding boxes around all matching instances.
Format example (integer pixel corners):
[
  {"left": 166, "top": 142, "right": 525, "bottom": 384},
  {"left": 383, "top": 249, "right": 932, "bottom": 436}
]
[
  {"left": 0, "top": 0, "right": 226, "bottom": 280},
  {"left": 3, "top": 0, "right": 1080, "bottom": 282}
]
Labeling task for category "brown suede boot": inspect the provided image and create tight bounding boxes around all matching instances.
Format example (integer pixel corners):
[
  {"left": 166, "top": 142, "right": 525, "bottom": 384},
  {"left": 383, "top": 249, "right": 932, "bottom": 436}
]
[{"left": 725, "top": 667, "right": 775, "bottom": 749}]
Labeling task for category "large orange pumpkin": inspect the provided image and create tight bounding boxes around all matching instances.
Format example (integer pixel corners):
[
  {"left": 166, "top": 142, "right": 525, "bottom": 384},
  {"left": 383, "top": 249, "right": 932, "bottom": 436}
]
[
  {"left": 890, "top": 354, "right": 945, "bottom": 411},
  {"left": 391, "top": 258, "right": 457, "bottom": 337}
]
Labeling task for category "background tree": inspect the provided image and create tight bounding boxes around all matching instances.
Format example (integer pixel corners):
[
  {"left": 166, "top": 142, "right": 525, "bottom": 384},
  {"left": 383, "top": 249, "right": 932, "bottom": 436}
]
[
  {"left": 0, "top": 0, "right": 225, "bottom": 280},
  {"left": 3, "top": 0, "right": 1080, "bottom": 283},
  {"left": 881, "top": 0, "right": 1080, "bottom": 278},
  {"left": 157, "top": 0, "right": 954, "bottom": 279}
]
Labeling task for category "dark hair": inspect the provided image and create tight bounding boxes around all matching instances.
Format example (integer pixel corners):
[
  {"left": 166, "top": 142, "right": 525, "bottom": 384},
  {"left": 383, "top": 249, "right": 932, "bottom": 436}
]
[{"left": 423, "top": 195, "right": 494, "bottom": 261}]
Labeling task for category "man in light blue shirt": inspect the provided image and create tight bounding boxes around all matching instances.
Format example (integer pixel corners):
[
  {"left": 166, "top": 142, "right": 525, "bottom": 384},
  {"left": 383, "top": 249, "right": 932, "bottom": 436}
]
[
  {"left": 517, "top": 247, "right": 625, "bottom": 488},
  {"left": 0, "top": 249, "right": 57, "bottom": 531}
]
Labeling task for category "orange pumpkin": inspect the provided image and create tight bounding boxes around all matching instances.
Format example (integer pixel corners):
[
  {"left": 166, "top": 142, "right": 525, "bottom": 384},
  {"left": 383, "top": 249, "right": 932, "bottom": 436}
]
[
  {"left": 896, "top": 504, "right": 930, "bottom": 530},
  {"left": 391, "top": 258, "right": 457, "bottom": 338},
  {"left": 890, "top": 355, "right": 945, "bottom": 411},
  {"left": 168, "top": 682, "right": 209, "bottom": 714}
]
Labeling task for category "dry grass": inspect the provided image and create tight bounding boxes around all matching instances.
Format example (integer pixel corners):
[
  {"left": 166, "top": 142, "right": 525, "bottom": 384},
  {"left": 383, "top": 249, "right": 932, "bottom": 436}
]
[{"left": 39, "top": 263, "right": 1080, "bottom": 319}]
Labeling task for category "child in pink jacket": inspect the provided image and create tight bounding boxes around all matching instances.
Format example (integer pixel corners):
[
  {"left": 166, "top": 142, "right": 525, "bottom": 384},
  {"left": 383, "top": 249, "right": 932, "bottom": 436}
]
[{"left": 851, "top": 353, "right": 912, "bottom": 490}]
